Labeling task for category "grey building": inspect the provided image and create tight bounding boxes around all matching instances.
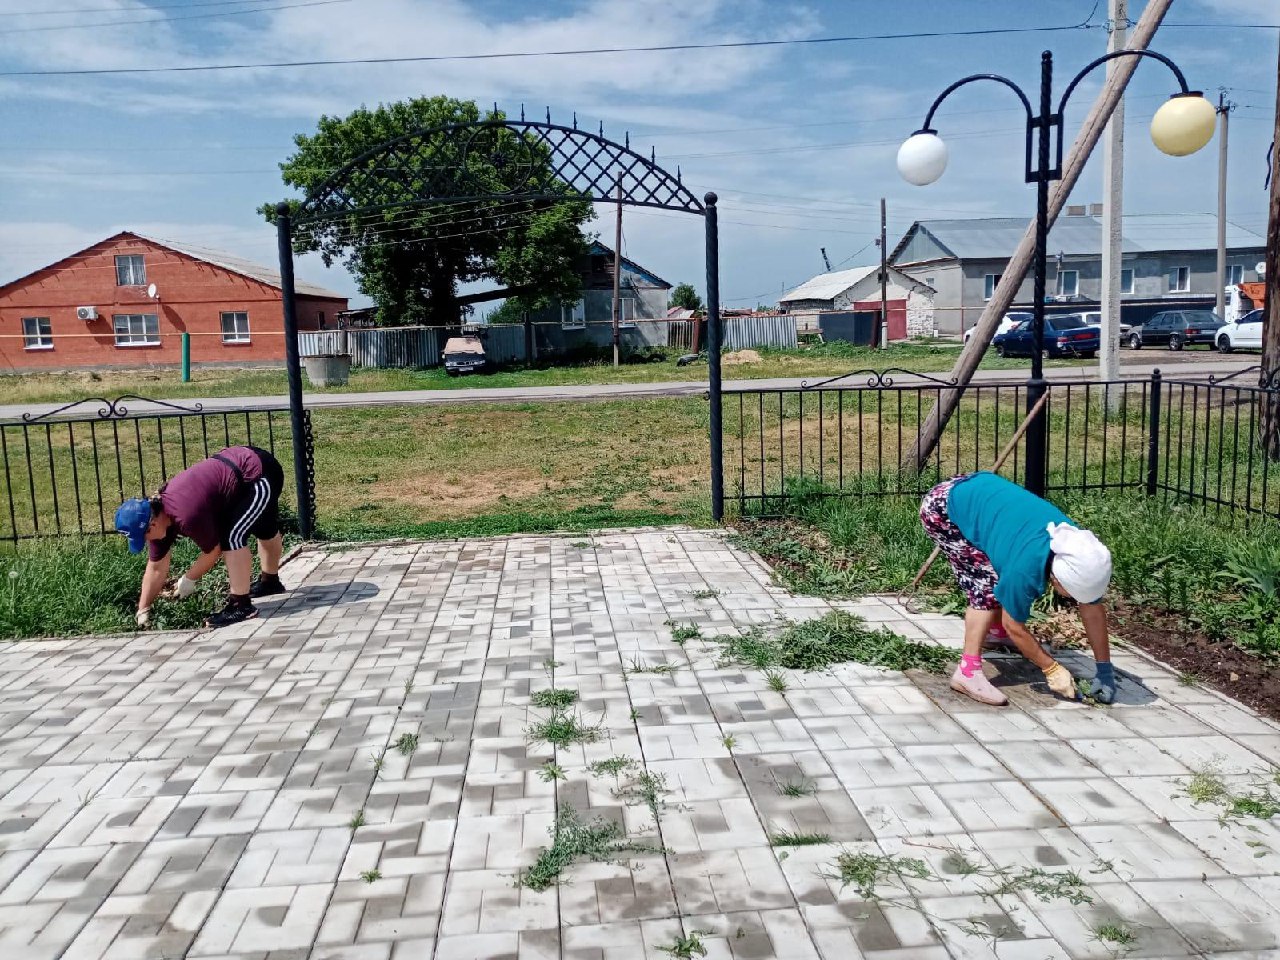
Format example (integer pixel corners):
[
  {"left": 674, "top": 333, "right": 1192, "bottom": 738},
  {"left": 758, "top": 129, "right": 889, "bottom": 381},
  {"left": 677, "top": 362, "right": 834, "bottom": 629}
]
[
  {"left": 529, "top": 240, "right": 671, "bottom": 328},
  {"left": 890, "top": 211, "right": 1266, "bottom": 336}
]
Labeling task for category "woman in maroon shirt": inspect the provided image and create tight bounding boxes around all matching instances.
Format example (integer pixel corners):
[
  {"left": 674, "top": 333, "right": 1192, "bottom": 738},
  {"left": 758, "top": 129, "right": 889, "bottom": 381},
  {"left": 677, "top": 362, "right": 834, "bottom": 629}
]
[{"left": 115, "top": 446, "right": 287, "bottom": 628}]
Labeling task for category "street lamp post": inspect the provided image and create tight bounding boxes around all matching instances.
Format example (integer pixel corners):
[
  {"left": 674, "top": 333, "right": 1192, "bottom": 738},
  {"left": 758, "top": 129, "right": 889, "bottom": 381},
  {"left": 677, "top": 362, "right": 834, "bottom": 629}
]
[{"left": 898, "top": 49, "right": 1216, "bottom": 496}]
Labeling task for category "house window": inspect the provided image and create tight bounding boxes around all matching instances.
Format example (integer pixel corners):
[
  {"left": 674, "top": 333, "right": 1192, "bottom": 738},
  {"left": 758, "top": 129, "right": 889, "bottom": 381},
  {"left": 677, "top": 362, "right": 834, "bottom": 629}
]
[
  {"left": 984, "top": 274, "right": 1001, "bottom": 300},
  {"left": 1057, "top": 270, "right": 1079, "bottom": 297},
  {"left": 1227, "top": 264, "right": 1244, "bottom": 286},
  {"left": 113, "top": 313, "right": 159, "bottom": 347},
  {"left": 561, "top": 300, "right": 586, "bottom": 329},
  {"left": 1120, "top": 268, "right": 1134, "bottom": 294},
  {"left": 1168, "top": 266, "right": 1190, "bottom": 293},
  {"left": 115, "top": 254, "right": 146, "bottom": 286},
  {"left": 317, "top": 310, "right": 326, "bottom": 328},
  {"left": 220, "top": 311, "right": 250, "bottom": 344},
  {"left": 21, "top": 317, "right": 52, "bottom": 350},
  {"left": 618, "top": 296, "right": 637, "bottom": 329}
]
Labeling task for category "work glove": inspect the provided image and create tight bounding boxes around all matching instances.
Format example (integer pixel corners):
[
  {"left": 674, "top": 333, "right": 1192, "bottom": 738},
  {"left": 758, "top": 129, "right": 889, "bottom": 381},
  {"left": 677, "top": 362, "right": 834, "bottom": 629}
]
[
  {"left": 135, "top": 607, "right": 151, "bottom": 629},
  {"left": 174, "top": 576, "right": 197, "bottom": 600},
  {"left": 1043, "top": 662, "right": 1078, "bottom": 700},
  {"left": 1084, "top": 662, "right": 1117, "bottom": 704}
]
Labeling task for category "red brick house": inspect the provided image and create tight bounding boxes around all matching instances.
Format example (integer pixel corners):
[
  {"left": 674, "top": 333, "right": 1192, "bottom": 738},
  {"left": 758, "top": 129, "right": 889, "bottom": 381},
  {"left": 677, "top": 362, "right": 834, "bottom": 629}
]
[{"left": 0, "top": 232, "right": 348, "bottom": 372}]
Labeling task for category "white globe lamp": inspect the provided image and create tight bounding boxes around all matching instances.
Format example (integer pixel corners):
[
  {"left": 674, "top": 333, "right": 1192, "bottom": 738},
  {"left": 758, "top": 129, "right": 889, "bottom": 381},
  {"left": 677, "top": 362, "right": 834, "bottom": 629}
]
[
  {"left": 897, "top": 132, "right": 949, "bottom": 186},
  {"left": 1150, "top": 93, "right": 1216, "bottom": 157}
]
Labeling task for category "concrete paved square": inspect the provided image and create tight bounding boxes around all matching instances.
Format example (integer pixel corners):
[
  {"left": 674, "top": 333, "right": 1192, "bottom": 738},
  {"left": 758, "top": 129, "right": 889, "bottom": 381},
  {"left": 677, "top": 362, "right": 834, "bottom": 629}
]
[{"left": 2, "top": 528, "right": 1280, "bottom": 959}]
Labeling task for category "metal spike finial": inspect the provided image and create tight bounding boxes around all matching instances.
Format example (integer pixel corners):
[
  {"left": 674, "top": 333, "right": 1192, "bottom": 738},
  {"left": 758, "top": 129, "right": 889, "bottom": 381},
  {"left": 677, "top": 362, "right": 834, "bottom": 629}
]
[
  {"left": 520, "top": 104, "right": 525, "bottom": 121},
  {"left": 677, "top": 165, "right": 682, "bottom": 183},
  {"left": 493, "top": 101, "right": 498, "bottom": 116},
  {"left": 625, "top": 131, "right": 630, "bottom": 148},
  {"left": 572, "top": 112, "right": 578, "bottom": 129},
  {"left": 650, "top": 146, "right": 655, "bottom": 164},
  {"left": 598, "top": 120, "right": 604, "bottom": 137},
  {"left": 546, "top": 106, "right": 551, "bottom": 124}
]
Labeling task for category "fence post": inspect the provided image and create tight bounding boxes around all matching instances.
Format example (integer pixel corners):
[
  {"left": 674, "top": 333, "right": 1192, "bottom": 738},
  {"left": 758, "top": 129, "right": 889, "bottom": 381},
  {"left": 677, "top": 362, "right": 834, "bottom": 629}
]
[
  {"left": 1146, "top": 368, "right": 1162, "bottom": 497},
  {"left": 181, "top": 332, "right": 191, "bottom": 382}
]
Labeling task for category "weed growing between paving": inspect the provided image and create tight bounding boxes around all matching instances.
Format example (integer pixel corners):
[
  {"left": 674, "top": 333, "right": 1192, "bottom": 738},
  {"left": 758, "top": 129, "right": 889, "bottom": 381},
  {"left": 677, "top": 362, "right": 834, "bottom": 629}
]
[
  {"left": 690, "top": 588, "right": 720, "bottom": 600},
  {"left": 625, "top": 658, "right": 680, "bottom": 676},
  {"left": 527, "top": 711, "right": 602, "bottom": 748},
  {"left": 665, "top": 621, "right": 701, "bottom": 645},
  {"left": 359, "top": 869, "right": 381, "bottom": 883},
  {"left": 613, "top": 770, "right": 670, "bottom": 820},
  {"left": 770, "top": 831, "right": 831, "bottom": 846},
  {"left": 775, "top": 777, "right": 817, "bottom": 797},
  {"left": 830, "top": 851, "right": 930, "bottom": 899},
  {"left": 1092, "top": 922, "right": 1139, "bottom": 954},
  {"left": 657, "top": 931, "right": 710, "bottom": 958},
  {"left": 765, "top": 669, "right": 788, "bottom": 692},
  {"left": 530, "top": 688, "right": 579, "bottom": 710},
  {"left": 519, "top": 807, "right": 658, "bottom": 891},
  {"left": 538, "top": 761, "right": 566, "bottom": 783},
  {"left": 393, "top": 733, "right": 419, "bottom": 756},
  {"left": 587, "top": 756, "right": 638, "bottom": 777},
  {"left": 347, "top": 810, "right": 366, "bottom": 830}
]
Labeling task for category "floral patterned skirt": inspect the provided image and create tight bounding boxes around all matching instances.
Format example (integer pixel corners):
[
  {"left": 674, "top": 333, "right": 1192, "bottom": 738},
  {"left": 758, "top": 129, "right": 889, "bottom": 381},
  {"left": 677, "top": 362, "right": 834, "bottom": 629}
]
[{"left": 919, "top": 475, "right": 998, "bottom": 611}]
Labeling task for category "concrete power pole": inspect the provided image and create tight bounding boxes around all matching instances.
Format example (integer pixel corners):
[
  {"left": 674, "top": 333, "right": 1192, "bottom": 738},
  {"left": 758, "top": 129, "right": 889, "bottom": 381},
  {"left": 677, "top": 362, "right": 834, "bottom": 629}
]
[
  {"left": 1215, "top": 91, "right": 1234, "bottom": 320},
  {"left": 1099, "top": 0, "right": 1126, "bottom": 389},
  {"left": 1261, "top": 34, "right": 1280, "bottom": 458},
  {"left": 879, "top": 197, "right": 889, "bottom": 349},
  {"left": 611, "top": 182, "right": 623, "bottom": 368}
]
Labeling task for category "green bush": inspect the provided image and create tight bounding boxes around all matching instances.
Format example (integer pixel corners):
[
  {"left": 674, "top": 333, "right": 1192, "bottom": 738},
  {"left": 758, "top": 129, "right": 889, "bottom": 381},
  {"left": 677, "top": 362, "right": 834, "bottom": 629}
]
[{"left": 0, "top": 537, "right": 222, "bottom": 639}]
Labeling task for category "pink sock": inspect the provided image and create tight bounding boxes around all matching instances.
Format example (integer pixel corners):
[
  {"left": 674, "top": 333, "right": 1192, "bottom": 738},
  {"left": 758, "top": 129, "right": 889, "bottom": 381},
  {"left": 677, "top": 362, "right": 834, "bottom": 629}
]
[{"left": 960, "top": 654, "right": 984, "bottom": 678}]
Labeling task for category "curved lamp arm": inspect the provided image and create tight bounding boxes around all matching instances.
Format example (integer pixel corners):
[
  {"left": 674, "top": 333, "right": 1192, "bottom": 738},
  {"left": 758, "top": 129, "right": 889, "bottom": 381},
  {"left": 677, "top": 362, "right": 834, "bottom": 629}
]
[
  {"left": 919, "top": 73, "right": 1034, "bottom": 134},
  {"left": 1056, "top": 48, "right": 1194, "bottom": 117}
]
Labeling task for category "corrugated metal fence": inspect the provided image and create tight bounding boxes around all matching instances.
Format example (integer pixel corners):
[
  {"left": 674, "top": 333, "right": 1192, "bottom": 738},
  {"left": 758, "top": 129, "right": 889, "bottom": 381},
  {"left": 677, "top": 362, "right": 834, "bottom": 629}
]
[{"left": 299, "top": 316, "right": 799, "bottom": 369}]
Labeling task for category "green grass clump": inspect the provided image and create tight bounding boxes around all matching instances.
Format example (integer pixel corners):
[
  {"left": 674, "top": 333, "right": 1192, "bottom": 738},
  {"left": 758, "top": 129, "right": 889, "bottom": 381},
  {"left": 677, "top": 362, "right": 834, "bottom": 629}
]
[
  {"left": 830, "top": 851, "right": 931, "bottom": 899},
  {"left": 665, "top": 621, "right": 702, "bottom": 644},
  {"left": 770, "top": 831, "right": 831, "bottom": 846},
  {"left": 538, "top": 761, "right": 566, "bottom": 783},
  {"left": 1182, "top": 765, "right": 1280, "bottom": 821},
  {"left": 519, "top": 807, "right": 656, "bottom": 891},
  {"left": 658, "top": 931, "right": 711, "bottom": 958},
  {"left": 393, "top": 732, "right": 419, "bottom": 756},
  {"left": 613, "top": 770, "right": 669, "bottom": 819},
  {"left": 527, "top": 711, "right": 602, "bottom": 748},
  {"left": 588, "top": 756, "right": 638, "bottom": 777},
  {"left": 625, "top": 659, "right": 680, "bottom": 676},
  {"left": 775, "top": 777, "right": 817, "bottom": 797},
  {"left": 1092, "top": 922, "right": 1138, "bottom": 951},
  {"left": 359, "top": 869, "right": 381, "bottom": 883},
  {"left": 530, "top": 688, "right": 579, "bottom": 710}
]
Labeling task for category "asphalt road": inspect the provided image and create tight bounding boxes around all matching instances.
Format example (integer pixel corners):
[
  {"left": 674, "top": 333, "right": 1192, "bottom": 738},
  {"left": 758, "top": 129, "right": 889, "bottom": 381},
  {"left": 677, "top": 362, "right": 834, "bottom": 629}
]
[{"left": 0, "top": 352, "right": 1261, "bottom": 422}]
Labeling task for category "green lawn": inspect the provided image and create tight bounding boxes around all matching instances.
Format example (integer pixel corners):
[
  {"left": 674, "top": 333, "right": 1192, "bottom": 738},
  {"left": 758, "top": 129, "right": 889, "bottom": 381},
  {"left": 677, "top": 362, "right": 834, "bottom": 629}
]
[{"left": 0, "top": 341, "right": 1088, "bottom": 407}]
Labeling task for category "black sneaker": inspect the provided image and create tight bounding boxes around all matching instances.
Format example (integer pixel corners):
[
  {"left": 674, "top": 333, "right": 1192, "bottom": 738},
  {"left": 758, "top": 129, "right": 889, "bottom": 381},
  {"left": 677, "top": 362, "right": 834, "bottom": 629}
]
[
  {"left": 250, "top": 575, "right": 287, "bottom": 599},
  {"left": 205, "top": 601, "right": 259, "bottom": 629}
]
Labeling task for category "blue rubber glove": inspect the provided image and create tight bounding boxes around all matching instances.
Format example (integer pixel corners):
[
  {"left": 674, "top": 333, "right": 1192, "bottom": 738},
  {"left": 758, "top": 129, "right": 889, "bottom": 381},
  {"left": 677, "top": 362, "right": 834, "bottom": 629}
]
[{"left": 1086, "top": 661, "right": 1116, "bottom": 704}]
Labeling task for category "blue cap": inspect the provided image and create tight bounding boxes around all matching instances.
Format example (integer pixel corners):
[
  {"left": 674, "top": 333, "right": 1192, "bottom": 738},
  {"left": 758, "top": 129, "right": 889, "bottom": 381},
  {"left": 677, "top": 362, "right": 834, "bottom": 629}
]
[{"left": 114, "top": 498, "right": 152, "bottom": 554}]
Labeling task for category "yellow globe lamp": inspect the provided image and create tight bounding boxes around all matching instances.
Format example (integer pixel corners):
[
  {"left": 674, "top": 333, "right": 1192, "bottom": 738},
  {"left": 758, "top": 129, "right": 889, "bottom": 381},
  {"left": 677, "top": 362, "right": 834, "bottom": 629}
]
[{"left": 1150, "top": 93, "right": 1217, "bottom": 157}]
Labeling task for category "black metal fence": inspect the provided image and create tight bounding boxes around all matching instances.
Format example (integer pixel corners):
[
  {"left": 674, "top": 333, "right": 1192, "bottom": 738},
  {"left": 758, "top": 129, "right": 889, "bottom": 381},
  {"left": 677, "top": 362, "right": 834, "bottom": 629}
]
[
  {"left": 727, "top": 367, "right": 1280, "bottom": 522},
  {"left": 0, "top": 396, "right": 316, "bottom": 544}
]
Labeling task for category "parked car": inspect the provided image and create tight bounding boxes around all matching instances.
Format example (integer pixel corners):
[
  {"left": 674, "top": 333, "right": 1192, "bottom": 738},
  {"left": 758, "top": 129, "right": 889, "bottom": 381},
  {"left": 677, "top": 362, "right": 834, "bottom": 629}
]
[
  {"left": 1216, "top": 308, "right": 1263, "bottom": 353},
  {"left": 992, "top": 313, "right": 1100, "bottom": 358},
  {"left": 1078, "top": 310, "right": 1131, "bottom": 336},
  {"left": 1127, "top": 310, "right": 1224, "bottom": 351},
  {"left": 442, "top": 335, "right": 487, "bottom": 376},
  {"left": 963, "top": 312, "right": 1033, "bottom": 344}
]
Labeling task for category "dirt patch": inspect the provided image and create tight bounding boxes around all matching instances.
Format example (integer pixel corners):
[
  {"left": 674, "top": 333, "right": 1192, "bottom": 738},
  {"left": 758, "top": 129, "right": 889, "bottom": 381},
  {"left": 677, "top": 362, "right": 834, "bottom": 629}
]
[
  {"left": 1113, "top": 602, "right": 1280, "bottom": 723},
  {"left": 723, "top": 350, "right": 763, "bottom": 366},
  {"left": 371, "top": 471, "right": 552, "bottom": 516}
]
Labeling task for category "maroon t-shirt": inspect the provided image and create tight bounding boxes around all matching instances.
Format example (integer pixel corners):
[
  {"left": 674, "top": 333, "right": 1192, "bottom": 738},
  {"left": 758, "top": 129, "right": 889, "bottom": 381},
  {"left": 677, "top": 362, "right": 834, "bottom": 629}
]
[{"left": 149, "top": 447, "right": 264, "bottom": 560}]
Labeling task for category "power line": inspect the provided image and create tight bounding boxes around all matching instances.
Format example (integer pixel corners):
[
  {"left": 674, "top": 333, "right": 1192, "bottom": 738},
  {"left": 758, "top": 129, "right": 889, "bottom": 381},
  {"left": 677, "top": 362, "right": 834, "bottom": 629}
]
[
  {"left": 0, "top": 0, "right": 353, "bottom": 34},
  {"left": 2, "top": 0, "right": 295, "bottom": 15},
  {"left": 0, "top": 17, "right": 1100, "bottom": 77}
]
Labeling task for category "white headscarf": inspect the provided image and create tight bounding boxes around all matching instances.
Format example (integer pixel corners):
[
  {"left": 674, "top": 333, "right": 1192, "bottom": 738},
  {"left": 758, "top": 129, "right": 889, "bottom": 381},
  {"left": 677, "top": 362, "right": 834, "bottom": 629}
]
[{"left": 1046, "top": 521, "right": 1112, "bottom": 603}]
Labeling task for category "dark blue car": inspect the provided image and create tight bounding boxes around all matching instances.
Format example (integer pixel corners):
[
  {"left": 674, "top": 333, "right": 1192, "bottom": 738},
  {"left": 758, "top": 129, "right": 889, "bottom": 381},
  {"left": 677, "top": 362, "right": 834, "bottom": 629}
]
[{"left": 993, "top": 313, "right": 1100, "bottom": 359}]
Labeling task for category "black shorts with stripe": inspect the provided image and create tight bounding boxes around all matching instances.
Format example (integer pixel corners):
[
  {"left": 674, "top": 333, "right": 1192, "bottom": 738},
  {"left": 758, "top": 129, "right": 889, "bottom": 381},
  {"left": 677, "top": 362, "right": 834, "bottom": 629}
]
[{"left": 221, "top": 448, "right": 285, "bottom": 551}]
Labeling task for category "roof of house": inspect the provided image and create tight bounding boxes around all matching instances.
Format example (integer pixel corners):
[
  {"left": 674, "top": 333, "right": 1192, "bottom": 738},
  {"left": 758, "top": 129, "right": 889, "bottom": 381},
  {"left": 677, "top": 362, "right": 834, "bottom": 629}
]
[
  {"left": 778, "top": 264, "right": 934, "bottom": 304},
  {"left": 588, "top": 240, "right": 671, "bottom": 289},
  {"left": 0, "top": 231, "right": 346, "bottom": 300},
  {"left": 891, "top": 214, "right": 1266, "bottom": 264}
]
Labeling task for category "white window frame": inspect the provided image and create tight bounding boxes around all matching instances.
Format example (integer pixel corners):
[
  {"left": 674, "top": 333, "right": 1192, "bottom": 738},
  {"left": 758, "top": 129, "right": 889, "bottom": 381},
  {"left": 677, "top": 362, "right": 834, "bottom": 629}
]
[
  {"left": 1120, "top": 268, "right": 1135, "bottom": 295},
  {"left": 220, "top": 311, "right": 251, "bottom": 344},
  {"left": 1226, "top": 264, "right": 1245, "bottom": 286},
  {"left": 114, "top": 254, "right": 146, "bottom": 286},
  {"left": 983, "top": 273, "right": 1001, "bottom": 300},
  {"left": 1169, "top": 266, "right": 1190, "bottom": 293},
  {"left": 618, "top": 296, "right": 638, "bottom": 329},
  {"left": 561, "top": 299, "right": 586, "bottom": 329},
  {"left": 21, "top": 316, "right": 52, "bottom": 350},
  {"left": 112, "top": 313, "right": 160, "bottom": 347},
  {"left": 1057, "top": 269, "right": 1079, "bottom": 298}
]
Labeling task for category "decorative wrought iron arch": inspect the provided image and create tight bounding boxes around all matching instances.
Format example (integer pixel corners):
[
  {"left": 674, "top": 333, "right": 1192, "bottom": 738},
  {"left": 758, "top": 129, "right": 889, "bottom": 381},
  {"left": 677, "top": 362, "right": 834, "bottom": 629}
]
[{"left": 275, "top": 115, "right": 726, "bottom": 539}]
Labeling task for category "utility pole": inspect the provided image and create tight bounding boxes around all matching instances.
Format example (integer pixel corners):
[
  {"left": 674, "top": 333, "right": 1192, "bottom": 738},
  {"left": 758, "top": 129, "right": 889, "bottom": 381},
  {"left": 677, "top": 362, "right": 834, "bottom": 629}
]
[
  {"left": 1215, "top": 90, "right": 1234, "bottom": 320},
  {"left": 1099, "top": 0, "right": 1126, "bottom": 390},
  {"left": 1261, "top": 35, "right": 1280, "bottom": 458},
  {"left": 879, "top": 197, "right": 889, "bottom": 349},
  {"left": 820, "top": 247, "right": 832, "bottom": 272},
  {"left": 611, "top": 181, "right": 622, "bottom": 368}
]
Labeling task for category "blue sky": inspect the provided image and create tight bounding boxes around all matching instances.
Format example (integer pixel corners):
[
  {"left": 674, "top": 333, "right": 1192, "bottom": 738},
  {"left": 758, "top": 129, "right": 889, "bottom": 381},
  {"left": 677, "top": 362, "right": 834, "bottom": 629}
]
[{"left": 0, "top": 0, "right": 1275, "bottom": 309}]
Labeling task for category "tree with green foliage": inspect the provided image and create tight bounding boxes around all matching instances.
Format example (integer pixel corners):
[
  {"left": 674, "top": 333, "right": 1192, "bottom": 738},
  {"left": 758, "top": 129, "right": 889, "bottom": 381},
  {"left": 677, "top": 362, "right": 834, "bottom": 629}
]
[
  {"left": 670, "top": 282, "right": 704, "bottom": 312},
  {"left": 264, "top": 96, "right": 594, "bottom": 326}
]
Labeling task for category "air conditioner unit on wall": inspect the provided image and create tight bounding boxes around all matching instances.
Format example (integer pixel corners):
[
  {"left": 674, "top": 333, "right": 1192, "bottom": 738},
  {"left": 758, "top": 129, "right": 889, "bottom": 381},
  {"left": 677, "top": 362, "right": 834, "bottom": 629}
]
[{"left": 76, "top": 306, "right": 98, "bottom": 321}]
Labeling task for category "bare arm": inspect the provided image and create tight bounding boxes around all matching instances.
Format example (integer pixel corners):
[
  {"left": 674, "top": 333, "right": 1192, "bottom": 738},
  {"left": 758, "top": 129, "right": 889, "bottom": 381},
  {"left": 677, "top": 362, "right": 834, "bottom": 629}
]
[
  {"left": 184, "top": 548, "right": 221, "bottom": 583},
  {"left": 1000, "top": 609, "right": 1056, "bottom": 671},
  {"left": 1078, "top": 602, "right": 1111, "bottom": 662},
  {"left": 139, "top": 553, "right": 171, "bottom": 612}
]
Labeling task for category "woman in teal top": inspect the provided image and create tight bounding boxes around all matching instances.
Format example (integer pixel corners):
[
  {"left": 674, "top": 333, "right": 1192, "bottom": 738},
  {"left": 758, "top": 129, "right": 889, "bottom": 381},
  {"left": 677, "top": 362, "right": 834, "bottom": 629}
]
[{"left": 919, "top": 472, "right": 1115, "bottom": 706}]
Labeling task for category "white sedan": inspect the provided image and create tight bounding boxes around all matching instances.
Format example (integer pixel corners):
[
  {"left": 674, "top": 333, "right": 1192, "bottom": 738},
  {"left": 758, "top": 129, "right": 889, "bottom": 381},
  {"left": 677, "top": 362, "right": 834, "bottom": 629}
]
[
  {"left": 963, "top": 312, "right": 1033, "bottom": 344},
  {"left": 1078, "top": 311, "right": 1131, "bottom": 336},
  {"left": 1216, "top": 309, "right": 1263, "bottom": 353}
]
